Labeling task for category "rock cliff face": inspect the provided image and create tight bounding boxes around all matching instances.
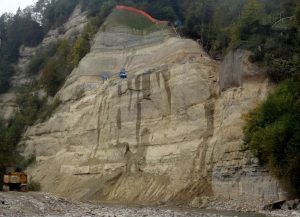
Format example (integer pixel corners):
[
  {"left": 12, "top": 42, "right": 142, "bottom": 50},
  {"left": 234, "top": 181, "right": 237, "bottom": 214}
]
[
  {"left": 0, "top": 5, "right": 88, "bottom": 120},
  {"left": 20, "top": 10, "right": 286, "bottom": 206}
]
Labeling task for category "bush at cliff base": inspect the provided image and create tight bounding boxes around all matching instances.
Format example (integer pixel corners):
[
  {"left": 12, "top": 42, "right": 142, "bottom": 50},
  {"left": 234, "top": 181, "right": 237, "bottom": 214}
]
[{"left": 243, "top": 78, "right": 300, "bottom": 196}]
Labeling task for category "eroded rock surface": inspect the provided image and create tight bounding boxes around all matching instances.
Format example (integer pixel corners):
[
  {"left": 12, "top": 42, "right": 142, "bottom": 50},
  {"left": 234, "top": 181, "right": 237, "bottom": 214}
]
[{"left": 20, "top": 11, "right": 286, "bottom": 207}]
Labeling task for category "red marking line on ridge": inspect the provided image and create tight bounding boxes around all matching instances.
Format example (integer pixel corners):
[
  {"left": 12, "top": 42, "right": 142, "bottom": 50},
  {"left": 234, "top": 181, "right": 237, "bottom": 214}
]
[{"left": 116, "top": 5, "right": 168, "bottom": 24}]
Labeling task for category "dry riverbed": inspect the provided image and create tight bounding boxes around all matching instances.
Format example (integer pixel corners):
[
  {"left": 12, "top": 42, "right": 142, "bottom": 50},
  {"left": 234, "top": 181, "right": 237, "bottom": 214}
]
[{"left": 0, "top": 192, "right": 297, "bottom": 217}]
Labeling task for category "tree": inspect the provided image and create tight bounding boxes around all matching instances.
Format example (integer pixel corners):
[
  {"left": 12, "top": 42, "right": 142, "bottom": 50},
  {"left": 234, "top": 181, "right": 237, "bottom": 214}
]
[
  {"left": 71, "top": 37, "right": 90, "bottom": 67},
  {"left": 296, "top": 2, "right": 300, "bottom": 27},
  {"left": 230, "top": 0, "right": 264, "bottom": 44},
  {"left": 281, "top": 0, "right": 297, "bottom": 17},
  {"left": 241, "top": 0, "right": 263, "bottom": 23},
  {"left": 244, "top": 79, "right": 300, "bottom": 196}
]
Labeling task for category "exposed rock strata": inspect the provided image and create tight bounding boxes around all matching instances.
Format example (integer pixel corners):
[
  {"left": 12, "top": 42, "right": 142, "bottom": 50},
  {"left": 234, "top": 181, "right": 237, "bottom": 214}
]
[{"left": 20, "top": 13, "right": 286, "bottom": 206}]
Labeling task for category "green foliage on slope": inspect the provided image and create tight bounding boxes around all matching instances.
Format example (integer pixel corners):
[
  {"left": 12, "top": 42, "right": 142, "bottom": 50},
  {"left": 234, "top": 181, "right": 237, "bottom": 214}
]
[
  {"left": 34, "top": 0, "right": 80, "bottom": 32},
  {"left": 0, "top": 83, "right": 61, "bottom": 188},
  {"left": 180, "top": 0, "right": 300, "bottom": 82},
  {"left": 243, "top": 79, "right": 300, "bottom": 195},
  {"left": 221, "top": 0, "right": 300, "bottom": 196},
  {"left": 0, "top": 10, "right": 44, "bottom": 93},
  {"left": 105, "top": 9, "right": 168, "bottom": 34}
]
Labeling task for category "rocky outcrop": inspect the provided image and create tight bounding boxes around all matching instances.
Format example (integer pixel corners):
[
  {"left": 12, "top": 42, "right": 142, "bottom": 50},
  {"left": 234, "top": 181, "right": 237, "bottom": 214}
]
[
  {"left": 219, "top": 49, "right": 265, "bottom": 91},
  {"left": 17, "top": 4, "right": 88, "bottom": 86},
  {"left": 0, "top": 92, "right": 16, "bottom": 120},
  {"left": 20, "top": 10, "right": 286, "bottom": 207},
  {"left": 0, "top": 5, "right": 88, "bottom": 120}
]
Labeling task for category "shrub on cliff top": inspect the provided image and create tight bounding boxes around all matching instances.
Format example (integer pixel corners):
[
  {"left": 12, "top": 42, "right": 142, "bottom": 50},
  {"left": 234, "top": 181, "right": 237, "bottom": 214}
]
[{"left": 243, "top": 79, "right": 300, "bottom": 196}]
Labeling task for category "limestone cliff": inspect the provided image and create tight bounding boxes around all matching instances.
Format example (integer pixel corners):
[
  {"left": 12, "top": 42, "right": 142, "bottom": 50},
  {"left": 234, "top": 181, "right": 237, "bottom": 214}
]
[{"left": 20, "top": 10, "right": 286, "bottom": 207}]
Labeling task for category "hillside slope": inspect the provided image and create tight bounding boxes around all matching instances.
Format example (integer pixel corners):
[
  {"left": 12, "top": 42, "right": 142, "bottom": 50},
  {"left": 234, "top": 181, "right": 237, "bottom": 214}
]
[
  {"left": 20, "top": 9, "right": 286, "bottom": 207},
  {"left": 0, "top": 5, "right": 88, "bottom": 120}
]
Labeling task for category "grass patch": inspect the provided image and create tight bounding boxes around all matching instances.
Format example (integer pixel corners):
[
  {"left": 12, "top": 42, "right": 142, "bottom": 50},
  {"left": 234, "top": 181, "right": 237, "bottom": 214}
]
[{"left": 104, "top": 9, "right": 168, "bottom": 34}]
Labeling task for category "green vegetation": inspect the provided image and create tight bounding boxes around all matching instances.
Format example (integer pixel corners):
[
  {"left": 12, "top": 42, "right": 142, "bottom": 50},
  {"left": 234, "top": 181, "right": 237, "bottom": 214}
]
[
  {"left": 39, "top": 40, "right": 73, "bottom": 96},
  {"left": 0, "top": 83, "right": 61, "bottom": 188},
  {"left": 243, "top": 79, "right": 300, "bottom": 195},
  {"left": 105, "top": 10, "right": 168, "bottom": 34},
  {"left": 26, "top": 42, "right": 58, "bottom": 75},
  {"left": 35, "top": 0, "right": 80, "bottom": 32},
  {"left": 0, "top": 10, "right": 44, "bottom": 93},
  {"left": 27, "top": 22, "right": 99, "bottom": 96}
]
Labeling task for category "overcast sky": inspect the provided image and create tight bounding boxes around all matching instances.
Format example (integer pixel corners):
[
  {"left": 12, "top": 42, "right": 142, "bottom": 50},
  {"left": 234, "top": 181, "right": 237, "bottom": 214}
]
[{"left": 0, "top": 0, "right": 37, "bottom": 15}]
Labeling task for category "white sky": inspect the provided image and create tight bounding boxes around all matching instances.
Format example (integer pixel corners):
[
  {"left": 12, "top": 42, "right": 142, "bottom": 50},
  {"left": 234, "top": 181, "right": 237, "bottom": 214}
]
[{"left": 0, "top": 0, "right": 37, "bottom": 15}]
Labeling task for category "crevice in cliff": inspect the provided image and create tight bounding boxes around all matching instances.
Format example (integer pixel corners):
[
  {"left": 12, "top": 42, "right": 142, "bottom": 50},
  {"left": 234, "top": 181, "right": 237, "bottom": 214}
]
[
  {"left": 124, "top": 128, "right": 148, "bottom": 174},
  {"left": 93, "top": 101, "right": 103, "bottom": 158},
  {"left": 200, "top": 99, "right": 215, "bottom": 171},
  {"left": 135, "top": 75, "right": 142, "bottom": 146},
  {"left": 90, "top": 93, "right": 108, "bottom": 159},
  {"left": 117, "top": 108, "right": 122, "bottom": 130},
  {"left": 128, "top": 80, "right": 133, "bottom": 111},
  {"left": 142, "top": 73, "right": 151, "bottom": 100},
  {"left": 155, "top": 72, "right": 161, "bottom": 88},
  {"left": 161, "top": 71, "right": 171, "bottom": 115}
]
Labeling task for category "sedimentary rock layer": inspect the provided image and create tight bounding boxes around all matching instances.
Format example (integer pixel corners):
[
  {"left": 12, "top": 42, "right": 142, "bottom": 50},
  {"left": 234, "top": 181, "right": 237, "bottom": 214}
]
[{"left": 21, "top": 11, "right": 286, "bottom": 206}]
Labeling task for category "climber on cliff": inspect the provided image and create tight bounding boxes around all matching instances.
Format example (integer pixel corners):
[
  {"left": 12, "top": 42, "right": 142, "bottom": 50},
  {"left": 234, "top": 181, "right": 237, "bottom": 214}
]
[{"left": 119, "top": 68, "right": 128, "bottom": 79}]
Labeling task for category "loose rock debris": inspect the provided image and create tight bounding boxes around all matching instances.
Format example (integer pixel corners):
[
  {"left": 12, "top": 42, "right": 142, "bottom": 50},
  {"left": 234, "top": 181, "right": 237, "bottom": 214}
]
[{"left": 0, "top": 192, "right": 237, "bottom": 217}]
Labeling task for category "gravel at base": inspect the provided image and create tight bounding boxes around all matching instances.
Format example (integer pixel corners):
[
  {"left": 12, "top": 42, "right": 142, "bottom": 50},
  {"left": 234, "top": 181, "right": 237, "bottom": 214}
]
[
  {"left": 0, "top": 192, "right": 228, "bottom": 217},
  {"left": 0, "top": 192, "right": 292, "bottom": 217}
]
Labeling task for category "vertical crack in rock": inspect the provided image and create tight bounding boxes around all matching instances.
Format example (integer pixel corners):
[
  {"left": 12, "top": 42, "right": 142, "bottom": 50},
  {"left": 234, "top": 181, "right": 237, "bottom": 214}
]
[
  {"left": 161, "top": 70, "right": 171, "bottom": 114},
  {"left": 199, "top": 99, "right": 215, "bottom": 173},
  {"left": 136, "top": 102, "right": 142, "bottom": 145},
  {"left": 135, "top": 75, "right": 142, "bottom": 145},
  {"left": 92, "top": 101, "right": 103, "bottom": 159},
  {"left": 91, "top": 93, "right": 108, "bottom": 159},
  {"left": 142, "top": 73, "right": 151, "bottom": 100},
  {"left": 155, "top": 72, "right": 161, "bottom": 88},
  {"left": 125, "top": 128, "right": 149, "bottom": 173},
  {"left": 117, "top": 84, "right": 122, "bottom": 96},
  {"left": 117, "top": 83, "right": 122, "bottom": 144},
  {"left": 117, "top": 108, "right": 122, "bottom": 130},
  {"left": 127, "top": 80, "right": 133, "bottom": 111}
]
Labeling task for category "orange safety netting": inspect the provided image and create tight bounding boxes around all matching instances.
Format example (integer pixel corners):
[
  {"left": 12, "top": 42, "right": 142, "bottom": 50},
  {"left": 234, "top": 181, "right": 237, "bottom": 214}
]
[{"left": 116, "top": 5, "right": 168, "bottom": 24}]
